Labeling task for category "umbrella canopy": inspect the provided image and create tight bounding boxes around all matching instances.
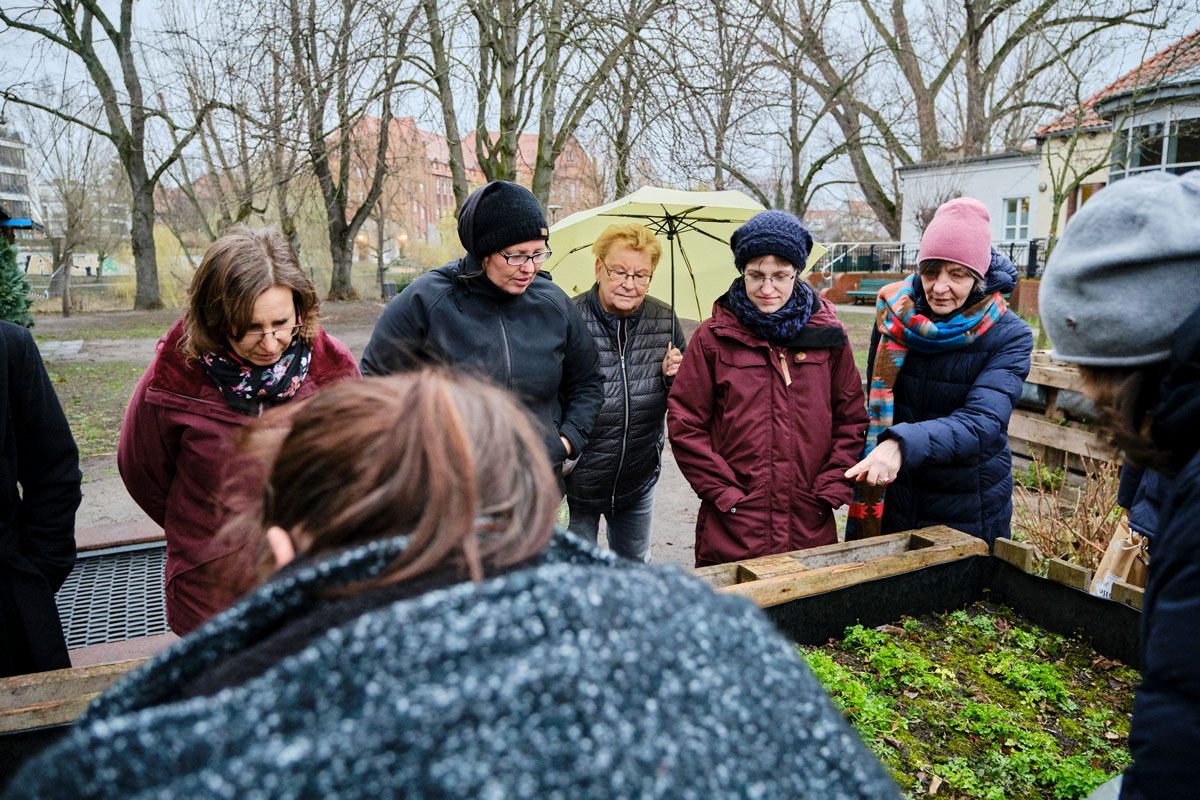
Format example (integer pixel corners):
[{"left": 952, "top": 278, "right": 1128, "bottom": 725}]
[{"left": 544, "top": 186, "right": 827, "bottom": 321}]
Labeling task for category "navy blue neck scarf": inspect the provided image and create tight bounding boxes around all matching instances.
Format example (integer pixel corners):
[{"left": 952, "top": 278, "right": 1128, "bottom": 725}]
[{"left": 723, "top": 276, "right": 816, "bottom": 346}]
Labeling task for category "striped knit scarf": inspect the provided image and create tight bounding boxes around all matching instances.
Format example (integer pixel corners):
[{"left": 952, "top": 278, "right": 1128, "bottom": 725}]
[{"left": 845, "top": 275, "right": 1007, "bottom": 539}]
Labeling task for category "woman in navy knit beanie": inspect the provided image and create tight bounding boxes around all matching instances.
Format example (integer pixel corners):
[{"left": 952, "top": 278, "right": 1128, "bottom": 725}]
[{"left": 668, "top": 210, "right": 868, "bottom": 565}]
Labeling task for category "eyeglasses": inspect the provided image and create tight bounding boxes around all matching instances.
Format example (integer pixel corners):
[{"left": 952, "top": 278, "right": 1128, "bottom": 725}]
[
  {"left": 237, "top": 324, "right": 302, "bottom": 344},
  {"left": 601, "top": 262, "right": 652, "bottom": 287},
  {"left": 498, "top": 249, "right": 553, "bottom": 266},
  {"left": 744, "top": 270, "right": 796, "bottom": 287}
]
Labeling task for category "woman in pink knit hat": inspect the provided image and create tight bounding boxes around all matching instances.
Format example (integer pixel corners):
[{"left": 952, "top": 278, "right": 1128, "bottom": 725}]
[{"left": 844, "top": 198, "right": 1032, "bottom": 547}]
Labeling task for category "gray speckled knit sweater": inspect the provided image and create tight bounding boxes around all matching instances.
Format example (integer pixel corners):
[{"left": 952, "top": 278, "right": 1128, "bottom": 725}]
[{"left": 7, "top": 532, "right": 898, "bottom": 799}]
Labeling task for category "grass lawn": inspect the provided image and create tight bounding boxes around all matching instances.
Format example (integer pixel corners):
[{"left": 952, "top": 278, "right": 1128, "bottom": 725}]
[
  {"left": 801, "top": 602, "right": 1135, "bottom": 800},
  {"left": 45, "top": 360, "right": 146, "bottom": 459}
]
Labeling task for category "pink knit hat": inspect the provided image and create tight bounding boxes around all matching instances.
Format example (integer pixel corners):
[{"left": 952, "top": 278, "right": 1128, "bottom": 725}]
[{"left": 917, "top": 198, "right": 991, "bottom": 277}]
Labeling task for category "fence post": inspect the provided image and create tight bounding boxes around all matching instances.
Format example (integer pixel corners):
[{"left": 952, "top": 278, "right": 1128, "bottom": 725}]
[{"left": 1027, "top": 240, "right": 1039, "bottom": 279}]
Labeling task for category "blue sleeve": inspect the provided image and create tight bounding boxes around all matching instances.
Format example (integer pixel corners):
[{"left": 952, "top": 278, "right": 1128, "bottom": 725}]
[
  {"left": 1120, "top": 465, "right": 1200, "bottom": 800},
  {"left": 883, "top": 320, "right": 1032, "bottom": 470}
]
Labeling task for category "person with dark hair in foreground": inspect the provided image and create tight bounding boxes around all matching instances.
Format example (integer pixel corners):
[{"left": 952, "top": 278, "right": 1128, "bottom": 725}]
[
  {"left": 9, "top": 370, "right": 899, "bottom": 799},
  {"left": 1040, "top": 170, "right": 1200, "bottom": 800},
  {"left": 119, "top": 227, "right": 359, "bottom": 635},
  {"left": 0, "top": 321, "right": 80, "bottom": 678}
]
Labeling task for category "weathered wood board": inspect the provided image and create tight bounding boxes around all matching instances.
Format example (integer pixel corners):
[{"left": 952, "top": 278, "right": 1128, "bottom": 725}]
[
  {"left": 695, "top": 526, "right": 988, "bottom": 608},
  {"left": 0, "top": 659, "right": 143, "bottom": 734}
]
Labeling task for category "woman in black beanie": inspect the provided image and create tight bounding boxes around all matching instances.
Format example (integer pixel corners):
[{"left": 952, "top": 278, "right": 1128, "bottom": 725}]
[{"left": 361, "top": 181, "right": 604, "bottom": 476}]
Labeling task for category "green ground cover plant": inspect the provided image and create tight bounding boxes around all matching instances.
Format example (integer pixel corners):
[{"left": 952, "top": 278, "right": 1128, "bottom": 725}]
[
  {"left": 801, "top": 602, "right": 1137, "bottom": 799},
  {"left": 45, "top": 360, "right": 146, "bottom": 458}
]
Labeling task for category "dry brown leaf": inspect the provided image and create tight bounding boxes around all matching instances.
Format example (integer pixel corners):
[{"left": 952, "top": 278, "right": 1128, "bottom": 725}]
[{"left": 928, "top": 775, "right": 943, "bottom": 795}]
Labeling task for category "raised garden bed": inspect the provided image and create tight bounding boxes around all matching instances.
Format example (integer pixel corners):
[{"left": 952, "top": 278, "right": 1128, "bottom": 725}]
[
  {"left": 696, "top": 528, "right": 1144, "bottom": 799},
  {"left": 801, "top": 602, "right": 1136, "bottom": 799}
]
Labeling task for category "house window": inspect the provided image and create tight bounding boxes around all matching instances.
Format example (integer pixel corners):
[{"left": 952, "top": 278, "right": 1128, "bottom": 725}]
[
  {"left": 1111, "top": 118, "right": 1200, "bottom": 180},
  {"left": 567, "top": 149, "right": 575, "bottom": 162},
  {"left": 1004, "top": 197, "right": 1030, "bottom": 240}
]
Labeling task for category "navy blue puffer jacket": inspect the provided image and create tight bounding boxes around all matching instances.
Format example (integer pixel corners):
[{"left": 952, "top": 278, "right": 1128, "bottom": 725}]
[{"left": 868, "top": 255, "right": 1032, "bottom": 546}]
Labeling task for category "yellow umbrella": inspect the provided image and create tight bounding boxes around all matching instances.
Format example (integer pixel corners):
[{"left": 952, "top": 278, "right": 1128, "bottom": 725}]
[{"left": 544, "top": 186, "right": 827, "bottom": 321}]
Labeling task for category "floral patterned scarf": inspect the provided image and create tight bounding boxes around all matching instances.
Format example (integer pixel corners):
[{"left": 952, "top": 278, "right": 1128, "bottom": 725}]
[{"left": 201, "top": 339, "right": 312, "bottom": 416}]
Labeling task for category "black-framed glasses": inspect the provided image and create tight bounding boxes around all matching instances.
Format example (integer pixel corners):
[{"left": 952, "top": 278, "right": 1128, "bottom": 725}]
[
  {"left": 237, "top": 324, "right": 302, "bottom": 344},
  {"left": 498, "top": 249, "right": 553, "bottom": 266},
  {"left": 601, "top": 262, "right": 652, "bottom": 287}
]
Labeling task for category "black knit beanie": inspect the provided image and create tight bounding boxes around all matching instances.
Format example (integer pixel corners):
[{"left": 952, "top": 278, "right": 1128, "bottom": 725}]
[
  {"left": 730, "top": 210, "right": 812, "bottom": 274},
  {"left": 457, "top": 181, "right": 549, "bottom": 261}
]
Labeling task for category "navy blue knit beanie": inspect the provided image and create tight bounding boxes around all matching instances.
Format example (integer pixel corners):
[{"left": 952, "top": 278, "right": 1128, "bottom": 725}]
[
  {"left": 730, "top": 210, "right": 812, "bottom": 273},
  {"left": 457, "top": 181, "right": 549, "bottom": 261}
]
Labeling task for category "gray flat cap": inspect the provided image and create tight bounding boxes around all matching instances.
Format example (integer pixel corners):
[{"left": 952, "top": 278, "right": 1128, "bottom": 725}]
[{"left": 1039, "top": 170, "right": 1200, "bottom": 366}]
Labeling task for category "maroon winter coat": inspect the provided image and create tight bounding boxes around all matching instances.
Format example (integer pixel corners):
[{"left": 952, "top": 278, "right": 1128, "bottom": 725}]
[
  {"left": 667, "top": 298, "right": 867, "bottom": 567},
  {"left": 118, "top": 320, "right": 360, "bottom": 635}
]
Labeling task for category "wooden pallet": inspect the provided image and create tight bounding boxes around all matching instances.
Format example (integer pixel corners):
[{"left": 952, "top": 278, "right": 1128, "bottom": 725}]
[
  {"left": 694, "top": 526, "right": 988, "bottom": 608},
  {"left": 994, "top": 538, "right": 1143, "bottom": 610},
  {"left": 1011, "top": 351, "right": 1114, "bottom": 471}
]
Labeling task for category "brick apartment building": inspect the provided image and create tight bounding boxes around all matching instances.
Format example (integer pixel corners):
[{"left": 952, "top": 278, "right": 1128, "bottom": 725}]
[{"left": 347, "top": 116, "right": 602, "bottom": 261}]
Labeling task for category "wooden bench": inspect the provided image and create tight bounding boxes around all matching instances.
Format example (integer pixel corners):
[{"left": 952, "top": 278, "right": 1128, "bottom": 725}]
[{"left": 846, "top": 278, "right": 891, "bottom": 304}]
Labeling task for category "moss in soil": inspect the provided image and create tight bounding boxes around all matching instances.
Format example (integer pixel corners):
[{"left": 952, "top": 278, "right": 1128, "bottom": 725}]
[{"left": 800, "top": 602, "right": 1137, "bottom": 799}]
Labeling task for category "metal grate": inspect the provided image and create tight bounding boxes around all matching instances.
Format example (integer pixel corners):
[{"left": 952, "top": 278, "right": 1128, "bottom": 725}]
[{"left": 54, "top": 544, "right": 169, "bottom": 649}]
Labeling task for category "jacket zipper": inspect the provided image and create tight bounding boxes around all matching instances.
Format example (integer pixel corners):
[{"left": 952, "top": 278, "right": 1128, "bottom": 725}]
[
  {"left": 497, "top": 313, "right": 513, "bottom": 391},
  {"left": 777, "top": 349, "right": 792, "bottom": 386},
  {"left": 612, "top": 318, "right": 630, "bottom": 509}
]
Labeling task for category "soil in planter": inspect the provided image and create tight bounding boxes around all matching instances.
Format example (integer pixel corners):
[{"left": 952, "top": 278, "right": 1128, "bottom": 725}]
[{"left": 800, "top": 601, "right": 1138, "bottom": 800}]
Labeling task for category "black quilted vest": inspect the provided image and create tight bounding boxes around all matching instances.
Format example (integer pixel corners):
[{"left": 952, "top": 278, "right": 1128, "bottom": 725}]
[{"left": 565, "top": 288, "right": 685, "bottom": 512}]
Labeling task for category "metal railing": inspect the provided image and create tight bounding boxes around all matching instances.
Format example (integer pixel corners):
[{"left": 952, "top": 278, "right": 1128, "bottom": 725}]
[{"left": 813, "top": 239, "right": 1048, "bottom": 281}]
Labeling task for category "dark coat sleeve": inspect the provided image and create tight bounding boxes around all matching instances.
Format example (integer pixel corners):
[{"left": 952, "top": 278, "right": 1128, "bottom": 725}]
[
  {"left": 882, "top": 320, "right": 1032, "bottom": 471},
  {"left": 359, "top": 287, "right": 432, "bottom": 376},
  {"left": 556, "top": 300, "right": 604, "bottom": 456},
  {"left": 666, "top": 328, "right": 745, "bottom": 512},
  {"left": 812, "top": 339, "right": 868, "bottom": 508},
  {"left": 13, "top": 329, "right": 81, "bottom": 590},
  {"left": 1120, "top": 461, "right": 1200, "bottom": 800}
]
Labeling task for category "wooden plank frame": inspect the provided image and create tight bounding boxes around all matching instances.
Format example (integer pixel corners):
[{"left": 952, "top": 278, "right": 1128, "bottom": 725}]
[
  {"left": 695, "top": 526, "right": 988, "bottom": 608},
  {"left": 0, "top": 659, "right": 143, "bottom": 734}
]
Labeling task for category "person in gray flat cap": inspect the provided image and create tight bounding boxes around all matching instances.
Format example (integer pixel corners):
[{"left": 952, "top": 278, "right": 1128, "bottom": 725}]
[{"left": 1040, "top": 169, "right": 1200, "bottom": 800}]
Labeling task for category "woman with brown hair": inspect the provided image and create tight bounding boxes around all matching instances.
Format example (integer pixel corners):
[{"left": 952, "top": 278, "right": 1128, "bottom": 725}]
[
  {"left": 118, "top": 226, "right": 359, "bottom": 635},
  {"left": 1040, "top": 171, "right": 1200, "bottom": 800},
  {"left": 16, "top": 370, "right": 899, "bottom": 799}
]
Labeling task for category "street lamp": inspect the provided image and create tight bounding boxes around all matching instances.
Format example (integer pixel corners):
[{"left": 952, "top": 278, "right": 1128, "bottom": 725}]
[{"left": 548, "top": 204, "right": 562, "bottom": 225}]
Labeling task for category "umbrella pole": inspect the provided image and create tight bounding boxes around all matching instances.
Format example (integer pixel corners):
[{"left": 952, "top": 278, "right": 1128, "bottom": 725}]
[{"left": 668, "top": 229, "right": 678, "bottom": 346}]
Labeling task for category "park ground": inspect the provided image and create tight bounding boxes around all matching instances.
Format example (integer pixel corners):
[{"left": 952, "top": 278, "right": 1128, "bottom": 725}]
[{"left": 35, "top": 299, "right": 879, "bottom": 569}]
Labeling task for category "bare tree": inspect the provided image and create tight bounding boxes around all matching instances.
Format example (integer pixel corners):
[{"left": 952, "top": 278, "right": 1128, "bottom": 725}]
[
  {"left": 29, "top": 110, "right": 99, "bottom": 315},
  {"left": 418, "top": 0, "right": 666, "bottom": 212},
  {"left": 281, "top": 0, "right": 421, "bottom": 300},
  {"left": 0, "top": 0, "right": 218, "bottom": 308}
]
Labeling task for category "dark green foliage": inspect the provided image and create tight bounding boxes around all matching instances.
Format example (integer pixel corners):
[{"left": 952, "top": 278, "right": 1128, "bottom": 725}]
[
  {"left": 0, "top": 238, "right": 33, "bottom": 327},
  {"left": 801, "top": 603, "right": 1137, "bottom": 799}
]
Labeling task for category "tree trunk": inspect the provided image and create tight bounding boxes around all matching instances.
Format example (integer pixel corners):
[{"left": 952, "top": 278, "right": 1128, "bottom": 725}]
[
  {"left": 129, "top": 177, "right": 162, "bottom": 309},
  {"left": 327, "top": 217, "right": 355, "bottom": 300},
  {"left": 962, "top": 0, "right": 987, "bottom": 157},
  {"left": 614, "top": 59, "right": 635, "bottom": 198},
  {"left": 423, "top": 0, "right": 470, "bottom": 212},
  {"left": 61, "top": 255, "right": 72, "bottom": 317}
]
